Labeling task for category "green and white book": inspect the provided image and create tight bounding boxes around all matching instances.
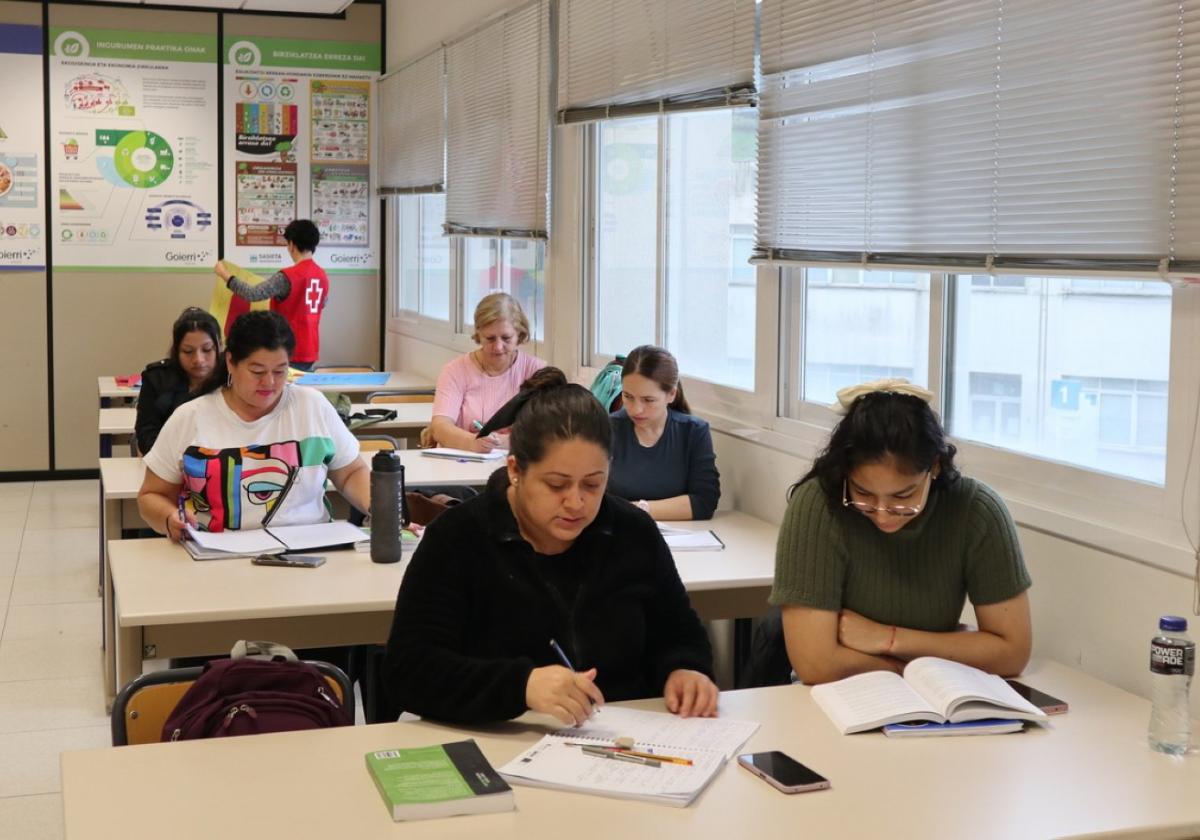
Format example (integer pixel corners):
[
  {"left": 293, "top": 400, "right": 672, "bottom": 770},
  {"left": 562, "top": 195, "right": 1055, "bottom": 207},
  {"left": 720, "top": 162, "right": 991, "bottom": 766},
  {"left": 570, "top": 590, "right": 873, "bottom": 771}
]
[{"left": 365, "top": 740, "right": 514, "bottom": 822}]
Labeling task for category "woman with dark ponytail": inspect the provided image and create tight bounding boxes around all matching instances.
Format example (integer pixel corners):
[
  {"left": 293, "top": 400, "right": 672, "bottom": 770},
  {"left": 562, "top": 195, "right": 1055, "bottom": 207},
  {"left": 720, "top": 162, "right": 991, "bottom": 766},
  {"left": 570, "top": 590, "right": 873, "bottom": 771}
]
[
  {"left": 771, "top": 379, "right": 1032, "bottom": 685},
  {"left": 607, "top": 345, "right": 721, "bottom": 520},
  {"left": 383, "top": 367, "right": 718, "bottom": 725}
]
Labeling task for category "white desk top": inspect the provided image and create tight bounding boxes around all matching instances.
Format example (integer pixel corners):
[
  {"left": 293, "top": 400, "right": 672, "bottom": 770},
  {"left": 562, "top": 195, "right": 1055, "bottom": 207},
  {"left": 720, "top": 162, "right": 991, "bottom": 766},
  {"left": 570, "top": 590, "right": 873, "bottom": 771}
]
[
  {"left": 294, "top": 371, "right": 435, "bottom": 395},
  {"left": 108, "top": 511, "right": 772, "bottom": 629},
  {"left": 99, "top": 372, "right": 436, "bottom": 401},
  {"left": 99, "top": 458, "right": 145, "bottom": 500},
  {"left": 97, "top": 403, "right": 431, "bottom": 439},
  {"left": 99, "top": 406, "right": 136, "bottom": 436},
  {"left": 61, "top": 662, "right": 1200, "bottom": 840},
  {"left": 98, "top": 376, "right": 138, "bottom": 400}
]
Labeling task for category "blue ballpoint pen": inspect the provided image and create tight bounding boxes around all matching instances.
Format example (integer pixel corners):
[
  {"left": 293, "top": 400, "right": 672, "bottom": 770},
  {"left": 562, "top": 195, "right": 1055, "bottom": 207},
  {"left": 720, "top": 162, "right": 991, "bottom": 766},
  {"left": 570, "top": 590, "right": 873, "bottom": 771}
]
[
  {"left": 549, "top": 638, "right": 576, "bottom": 670},
  {"left": 549, "top": 638, "right": 603, "bottom": 714}
]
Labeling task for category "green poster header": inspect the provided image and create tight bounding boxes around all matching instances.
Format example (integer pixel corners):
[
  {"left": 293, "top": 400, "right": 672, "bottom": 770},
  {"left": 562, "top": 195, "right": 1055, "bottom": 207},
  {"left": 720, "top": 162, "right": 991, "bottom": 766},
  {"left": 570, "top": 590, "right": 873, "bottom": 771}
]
[
  {"left": 225, "top": 36, "right": 379, "bottom": 72},
  {"left": 51, "top": 28, "right": 216, "bottom": 62}
]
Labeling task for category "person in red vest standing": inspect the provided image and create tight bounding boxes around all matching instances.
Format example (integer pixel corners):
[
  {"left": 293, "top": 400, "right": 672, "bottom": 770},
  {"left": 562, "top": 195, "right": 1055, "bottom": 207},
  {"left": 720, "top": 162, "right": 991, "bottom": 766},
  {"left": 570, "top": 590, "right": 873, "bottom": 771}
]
[{"left": 215, "top": 220, "right": 329, "bottom": 371}]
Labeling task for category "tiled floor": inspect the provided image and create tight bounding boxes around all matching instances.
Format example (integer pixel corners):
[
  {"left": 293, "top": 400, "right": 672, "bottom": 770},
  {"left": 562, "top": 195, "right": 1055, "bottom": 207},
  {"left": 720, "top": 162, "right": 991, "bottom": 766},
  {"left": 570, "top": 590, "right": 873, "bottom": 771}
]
[{"left": 0, "top": 479, "right": 109, "bottom": 840}]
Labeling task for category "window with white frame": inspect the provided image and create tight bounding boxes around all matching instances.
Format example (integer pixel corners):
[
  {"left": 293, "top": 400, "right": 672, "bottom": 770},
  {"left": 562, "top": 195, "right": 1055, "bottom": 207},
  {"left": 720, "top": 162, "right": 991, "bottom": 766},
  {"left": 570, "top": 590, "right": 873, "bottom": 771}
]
[
  {"left": 392, "top": 193, "right": 450, "bottom": 322},
  {"left": 790, "top": 268, "right": 931, "bottom": 410},
  {"left": 591, "top": 107, "right": 757, "bottom": 390},
  {"left": 948, "top": 275, "right": 1171, "bottom": 484},
  {"left": 461, "top": 237, "right": 545, "bottom": 342}
]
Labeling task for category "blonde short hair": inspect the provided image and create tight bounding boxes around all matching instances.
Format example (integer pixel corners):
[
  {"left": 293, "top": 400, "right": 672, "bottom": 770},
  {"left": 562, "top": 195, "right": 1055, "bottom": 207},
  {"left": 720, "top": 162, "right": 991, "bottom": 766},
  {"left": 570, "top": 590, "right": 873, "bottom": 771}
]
[{"left": 472, "top": 292, "right": 530, "bottom": 345}]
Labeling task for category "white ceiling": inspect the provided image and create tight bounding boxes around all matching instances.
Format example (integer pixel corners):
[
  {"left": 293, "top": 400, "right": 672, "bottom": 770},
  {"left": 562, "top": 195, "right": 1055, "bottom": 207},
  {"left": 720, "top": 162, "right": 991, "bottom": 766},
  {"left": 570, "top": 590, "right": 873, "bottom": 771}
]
[{"left": 114, "top": 0, "right": 356, "bottom": 12}]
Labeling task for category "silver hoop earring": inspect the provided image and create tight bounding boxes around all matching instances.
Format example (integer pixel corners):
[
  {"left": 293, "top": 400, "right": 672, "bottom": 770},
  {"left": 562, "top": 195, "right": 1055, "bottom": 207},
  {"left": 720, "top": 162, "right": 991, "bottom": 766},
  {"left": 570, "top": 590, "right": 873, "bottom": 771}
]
[{"left": 226, "top": 373, "right": 232, "bottom": 388}]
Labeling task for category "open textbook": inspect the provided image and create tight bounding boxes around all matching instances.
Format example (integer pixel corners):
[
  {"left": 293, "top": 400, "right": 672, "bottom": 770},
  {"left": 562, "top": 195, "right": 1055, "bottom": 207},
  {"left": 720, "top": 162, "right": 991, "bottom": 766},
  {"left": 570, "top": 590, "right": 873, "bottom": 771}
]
[
  {"left": 497, "top": 707, "right": 758, "bottom": 807},
  {"left": 811, "top": 657, "right": 1048, "bottom": 734},
  {"left": 182, "top": 521, "right": 367, "bottom": 560}
]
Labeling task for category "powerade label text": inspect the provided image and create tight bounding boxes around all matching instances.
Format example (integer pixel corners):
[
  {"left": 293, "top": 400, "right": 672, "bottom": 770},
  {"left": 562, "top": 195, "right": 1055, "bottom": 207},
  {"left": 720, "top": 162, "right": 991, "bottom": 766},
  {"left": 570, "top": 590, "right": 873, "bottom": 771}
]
[{"left": 1151, "top": 641, "right": 1196, "bottom": 676}]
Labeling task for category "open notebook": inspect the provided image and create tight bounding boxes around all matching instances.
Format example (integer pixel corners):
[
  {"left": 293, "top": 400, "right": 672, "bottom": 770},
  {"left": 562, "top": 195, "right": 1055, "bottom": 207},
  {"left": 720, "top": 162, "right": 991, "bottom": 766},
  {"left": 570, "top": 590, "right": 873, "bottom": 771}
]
[
  {"left": 182, "top": 521, "right": 367, "bottom": 560},
  {"left": 497, "top": 707, "right": 758, "bottom": 808}
]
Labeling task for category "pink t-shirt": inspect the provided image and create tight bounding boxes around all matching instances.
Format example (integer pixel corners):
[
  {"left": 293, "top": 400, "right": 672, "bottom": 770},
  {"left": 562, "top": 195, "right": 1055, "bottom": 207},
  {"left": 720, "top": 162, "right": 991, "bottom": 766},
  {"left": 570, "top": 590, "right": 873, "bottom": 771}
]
[{"left": 432, "top": 350, "right": 548, "bottom": 432}]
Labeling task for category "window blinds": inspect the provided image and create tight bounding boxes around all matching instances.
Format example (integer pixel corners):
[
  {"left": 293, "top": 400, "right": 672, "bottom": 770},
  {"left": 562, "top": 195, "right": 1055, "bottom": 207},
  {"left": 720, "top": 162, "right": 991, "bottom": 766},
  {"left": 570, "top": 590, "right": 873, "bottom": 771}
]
[
  {"left": 378, "top": 48, "right": 445, "bottom": 195},
  {"left": 756, "top": 0, "right": 1200, "bottom": 270},
  {"left": 444, "top": 0, "right": 550, "bottom": 239},
  {"left": 557, "top": 0, "right": 756, "bottom": 123}
]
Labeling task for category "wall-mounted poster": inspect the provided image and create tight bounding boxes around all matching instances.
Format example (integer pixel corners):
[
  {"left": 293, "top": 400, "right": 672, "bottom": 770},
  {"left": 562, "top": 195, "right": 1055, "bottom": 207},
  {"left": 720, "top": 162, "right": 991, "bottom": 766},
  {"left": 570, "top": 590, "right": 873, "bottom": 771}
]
[
  {"left": 222, "top": 37, "right": 379, "bottom": 274},
  {"left": 49, "top": 28, "right": 219, "bottom": 271},
  {"left": 0, "top": 23, "right": 46, "bottom": 270}
]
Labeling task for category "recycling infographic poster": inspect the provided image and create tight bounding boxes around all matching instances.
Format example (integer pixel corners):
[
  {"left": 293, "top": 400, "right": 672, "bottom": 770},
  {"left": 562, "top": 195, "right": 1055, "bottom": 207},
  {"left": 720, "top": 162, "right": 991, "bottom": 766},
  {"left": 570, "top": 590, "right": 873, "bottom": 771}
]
[
  {"left": 223, "top": 37, "right": 378, "bottom": 273},
  {"left": 0, "top": 24, "right": 46, "bottom": 270},
  {"left": 49, "top": 28, "right": 219, "bottom": 270}
]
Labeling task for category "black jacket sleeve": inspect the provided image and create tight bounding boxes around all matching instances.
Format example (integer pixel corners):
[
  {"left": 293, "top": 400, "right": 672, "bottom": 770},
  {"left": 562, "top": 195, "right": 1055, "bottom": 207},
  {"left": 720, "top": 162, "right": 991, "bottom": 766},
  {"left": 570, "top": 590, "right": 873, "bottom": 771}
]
[
  {"left": 685, "top": 420, "right": 721, "bottom": 520},
  {"left": 633, "top": 514, "right": 716, "bottom": 691},
  {"left": 382, "top": 515, "right": 535, "bottom": 724},
  {"left": 134, "top": 364, "right": 180, "bottom": 456}
]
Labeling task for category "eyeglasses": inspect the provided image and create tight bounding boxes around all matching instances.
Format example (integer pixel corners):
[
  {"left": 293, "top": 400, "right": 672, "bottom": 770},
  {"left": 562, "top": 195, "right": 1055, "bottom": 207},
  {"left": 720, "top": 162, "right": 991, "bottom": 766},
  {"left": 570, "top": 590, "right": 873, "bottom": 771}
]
[{"left": 842, "top": 472, "right": 932, "bottom": 517}]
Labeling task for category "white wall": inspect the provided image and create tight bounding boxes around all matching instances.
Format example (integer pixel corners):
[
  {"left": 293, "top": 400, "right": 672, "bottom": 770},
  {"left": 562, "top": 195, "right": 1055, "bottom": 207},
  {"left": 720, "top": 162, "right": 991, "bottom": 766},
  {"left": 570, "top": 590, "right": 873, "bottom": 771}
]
[{"left": 384, "top": 0, "right": 1199, "bottom": 716}]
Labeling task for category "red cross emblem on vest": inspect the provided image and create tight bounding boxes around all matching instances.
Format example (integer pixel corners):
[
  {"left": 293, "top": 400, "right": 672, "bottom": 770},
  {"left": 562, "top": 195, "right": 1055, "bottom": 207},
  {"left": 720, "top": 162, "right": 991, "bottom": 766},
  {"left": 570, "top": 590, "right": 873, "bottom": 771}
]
[{"left": 305, "top": 278, "right": 324, "bottom": 314}]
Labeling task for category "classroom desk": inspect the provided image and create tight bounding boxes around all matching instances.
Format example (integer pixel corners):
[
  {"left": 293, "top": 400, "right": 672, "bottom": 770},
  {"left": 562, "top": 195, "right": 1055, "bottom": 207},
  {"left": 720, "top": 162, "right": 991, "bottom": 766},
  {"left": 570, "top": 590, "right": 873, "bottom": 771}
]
[
  {"left": 294, "top": 371, "right": 436, "bottom": 397},
  {"left": 98, "top": 372, "right": 436, "bottom": 408},
  {"left": 62, "top": 662, "right": 1200, "bottom": 840},
  {"left": 97, "top": 376, "right": 138, "bottom": 406},
  {"left": 98, "top": 407, "right": 136, "bottom": 457},
  {"left": 106, "top": 512, "right": 775, "bottom": 697},
  {"left": 97, "top": 403, "right": 432, "bottom": 456}
]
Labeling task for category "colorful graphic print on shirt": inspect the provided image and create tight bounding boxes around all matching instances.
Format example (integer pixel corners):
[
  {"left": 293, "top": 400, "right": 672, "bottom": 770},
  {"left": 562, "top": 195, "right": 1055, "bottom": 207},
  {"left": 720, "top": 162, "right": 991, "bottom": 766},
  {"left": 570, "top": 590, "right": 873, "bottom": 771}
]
[{"left": 181, "top": 437, "right": 335, "bottom": 531}]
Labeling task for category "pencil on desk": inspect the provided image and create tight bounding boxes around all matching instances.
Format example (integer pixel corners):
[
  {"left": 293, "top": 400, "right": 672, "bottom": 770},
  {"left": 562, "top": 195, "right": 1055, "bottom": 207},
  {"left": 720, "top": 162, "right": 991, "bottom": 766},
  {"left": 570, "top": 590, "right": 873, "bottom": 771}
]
[{"left": 581, "top": 745, "right": 660, "bottom": 768}]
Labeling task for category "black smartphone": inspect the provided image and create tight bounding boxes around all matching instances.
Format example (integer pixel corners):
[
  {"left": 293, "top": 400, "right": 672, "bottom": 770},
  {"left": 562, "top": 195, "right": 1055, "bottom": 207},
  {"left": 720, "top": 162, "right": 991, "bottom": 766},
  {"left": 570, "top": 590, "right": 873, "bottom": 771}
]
[
  {"left": 251, "top": 554, "right": 326, "bottom": 569},
  {"left": 737, "top": 751, "right": 830, "bottom": 794},
  {"left": 1006, "top": 680, "right": 1068, "bottom": 714}
]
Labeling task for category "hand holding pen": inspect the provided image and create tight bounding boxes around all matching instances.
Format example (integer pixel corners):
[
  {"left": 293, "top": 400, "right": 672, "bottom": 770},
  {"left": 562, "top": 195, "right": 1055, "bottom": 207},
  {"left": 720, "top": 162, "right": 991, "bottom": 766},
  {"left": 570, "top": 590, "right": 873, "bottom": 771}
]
[
  {"left": 164, "top": 494, "right": 197, "bottom": 544},
  {"left": 471, "top": 419, "right": 502, "bottom": 453},
  {"left": 524, "top": 638, "right": 606, "bottom": 726}
]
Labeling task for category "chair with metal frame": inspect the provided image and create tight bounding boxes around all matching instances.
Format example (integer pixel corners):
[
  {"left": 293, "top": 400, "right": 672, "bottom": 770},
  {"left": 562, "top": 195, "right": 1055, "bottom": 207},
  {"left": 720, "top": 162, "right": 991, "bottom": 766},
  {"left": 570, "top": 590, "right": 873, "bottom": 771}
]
[
  {"left": 111, "top": 660, "right": 353, "bottom": 746},
  {"left": 365, "top": 390, "right": 434, "bottom": 405},
  {"left": 356, "top": 433, "right": 402, "bottom": 452}
]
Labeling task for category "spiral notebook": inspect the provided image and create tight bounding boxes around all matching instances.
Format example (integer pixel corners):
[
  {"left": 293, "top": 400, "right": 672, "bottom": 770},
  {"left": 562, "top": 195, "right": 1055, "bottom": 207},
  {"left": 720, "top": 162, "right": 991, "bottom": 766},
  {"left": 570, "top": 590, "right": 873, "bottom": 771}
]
[{"left": 497, "top": 708, "right": 759, "bottom": 807}]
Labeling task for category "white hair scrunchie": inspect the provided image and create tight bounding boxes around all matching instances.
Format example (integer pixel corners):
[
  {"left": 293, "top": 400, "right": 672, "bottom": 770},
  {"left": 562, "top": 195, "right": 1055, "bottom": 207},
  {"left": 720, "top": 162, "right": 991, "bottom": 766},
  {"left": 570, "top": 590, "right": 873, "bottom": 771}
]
[{"left": 831, "top": 378, "right": 935, "bottom": 416}]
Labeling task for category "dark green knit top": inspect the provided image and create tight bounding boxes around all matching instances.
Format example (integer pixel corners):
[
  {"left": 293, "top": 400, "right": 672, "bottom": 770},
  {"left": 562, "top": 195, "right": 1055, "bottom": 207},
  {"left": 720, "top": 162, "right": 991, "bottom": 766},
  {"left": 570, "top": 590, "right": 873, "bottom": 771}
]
[{"left": 770, "top": 476, "right": 1031, "bottom": 632}]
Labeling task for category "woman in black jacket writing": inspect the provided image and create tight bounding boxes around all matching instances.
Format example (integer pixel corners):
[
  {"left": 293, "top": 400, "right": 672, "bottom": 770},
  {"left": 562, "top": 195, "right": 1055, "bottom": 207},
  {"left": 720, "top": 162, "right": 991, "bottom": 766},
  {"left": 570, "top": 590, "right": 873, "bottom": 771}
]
[
  {"left": 135, "top": 307, "right": 225, "bottom": 454},
  {"left": 383, "top": 367, "right": 718, "bottom": 725}
]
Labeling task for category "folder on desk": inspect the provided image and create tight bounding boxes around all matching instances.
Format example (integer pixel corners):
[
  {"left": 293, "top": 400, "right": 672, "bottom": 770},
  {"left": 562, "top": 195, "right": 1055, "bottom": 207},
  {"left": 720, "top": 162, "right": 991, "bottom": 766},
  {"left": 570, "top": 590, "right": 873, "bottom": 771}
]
[
  {"left": 182, "top": 521, "right": 367, "bottom": 560},
  {"left": 420, "top": 447, "right": 507, "bottom": 462},
  {"left": 658, "top": 524, "right": 724, "bottom": 551}
]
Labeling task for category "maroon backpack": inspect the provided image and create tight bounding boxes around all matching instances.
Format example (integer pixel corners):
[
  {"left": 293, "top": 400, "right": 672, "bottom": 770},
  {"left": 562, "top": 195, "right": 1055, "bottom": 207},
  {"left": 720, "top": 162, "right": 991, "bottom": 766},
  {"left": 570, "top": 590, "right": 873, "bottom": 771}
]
[{"left": 161, "top": 653, "right": 352, "bottom": 742}]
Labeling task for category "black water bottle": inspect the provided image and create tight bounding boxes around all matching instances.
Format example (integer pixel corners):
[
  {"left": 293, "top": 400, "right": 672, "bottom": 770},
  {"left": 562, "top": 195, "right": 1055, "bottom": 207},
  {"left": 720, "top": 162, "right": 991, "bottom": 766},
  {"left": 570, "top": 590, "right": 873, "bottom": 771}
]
[{"left": 369, "top": 450, "right": 406, "bottom": 564}]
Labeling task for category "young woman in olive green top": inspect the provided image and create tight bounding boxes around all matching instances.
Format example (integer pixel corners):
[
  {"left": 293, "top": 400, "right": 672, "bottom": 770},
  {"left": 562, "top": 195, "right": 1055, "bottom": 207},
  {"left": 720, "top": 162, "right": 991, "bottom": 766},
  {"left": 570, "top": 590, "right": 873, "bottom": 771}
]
[{"left": 771, "top": 380, "right": 1032, "bottom": 685}]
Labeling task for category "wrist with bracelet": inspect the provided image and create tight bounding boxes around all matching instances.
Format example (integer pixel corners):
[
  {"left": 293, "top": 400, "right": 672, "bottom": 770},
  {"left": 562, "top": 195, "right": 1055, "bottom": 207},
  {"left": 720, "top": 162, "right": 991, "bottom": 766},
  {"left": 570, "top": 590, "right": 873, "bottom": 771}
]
[{"left": 886, "top": 624, "right": 898, "bottom": 654}]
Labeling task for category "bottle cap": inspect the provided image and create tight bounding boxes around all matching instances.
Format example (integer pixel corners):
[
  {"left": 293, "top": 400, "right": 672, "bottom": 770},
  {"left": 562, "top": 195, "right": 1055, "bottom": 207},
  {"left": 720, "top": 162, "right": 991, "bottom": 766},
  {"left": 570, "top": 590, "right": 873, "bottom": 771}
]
[
  {"left": 371, "top": 449, "right": 401, "bottom": 472},
  {"left": 1159, "top": 615, "right": 1188, "bottom": 632}
]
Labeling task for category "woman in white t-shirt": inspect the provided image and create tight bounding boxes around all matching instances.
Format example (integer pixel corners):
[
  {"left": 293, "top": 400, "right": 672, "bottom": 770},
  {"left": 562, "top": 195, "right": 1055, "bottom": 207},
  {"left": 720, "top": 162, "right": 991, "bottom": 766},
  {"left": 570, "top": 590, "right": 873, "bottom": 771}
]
[{"left": 138, "top": 311, "right": 370, "bottom": 541}]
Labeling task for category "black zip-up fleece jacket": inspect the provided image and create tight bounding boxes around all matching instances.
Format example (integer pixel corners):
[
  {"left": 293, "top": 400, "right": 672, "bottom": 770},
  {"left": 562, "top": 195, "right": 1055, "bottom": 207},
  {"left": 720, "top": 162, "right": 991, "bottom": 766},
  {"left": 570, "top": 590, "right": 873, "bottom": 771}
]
[{"left": 383, "top": 471, "right": 714, "bottom": 724}]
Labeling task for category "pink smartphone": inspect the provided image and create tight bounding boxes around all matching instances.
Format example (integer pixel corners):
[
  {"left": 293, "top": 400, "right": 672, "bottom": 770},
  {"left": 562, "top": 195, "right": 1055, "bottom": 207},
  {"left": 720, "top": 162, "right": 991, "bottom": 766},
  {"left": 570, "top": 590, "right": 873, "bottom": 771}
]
[{"left": 738, "top": 751, "right": 831, "bottom": 794}]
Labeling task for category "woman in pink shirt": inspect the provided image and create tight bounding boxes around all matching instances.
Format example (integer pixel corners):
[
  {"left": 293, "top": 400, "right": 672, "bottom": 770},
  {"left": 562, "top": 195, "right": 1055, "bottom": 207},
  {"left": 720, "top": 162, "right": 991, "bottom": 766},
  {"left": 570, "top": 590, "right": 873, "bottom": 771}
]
[{"left": 431, "top": 292, "right": 547, "bottom": 452}]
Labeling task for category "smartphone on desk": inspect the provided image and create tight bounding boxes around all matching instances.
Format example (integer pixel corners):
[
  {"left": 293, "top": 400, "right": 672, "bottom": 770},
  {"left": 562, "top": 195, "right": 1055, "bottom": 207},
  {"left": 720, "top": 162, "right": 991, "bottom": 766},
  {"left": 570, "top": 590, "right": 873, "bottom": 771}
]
[
  {"left": 1006, "top": 680, "right": 1068, "bottom": 714},
  {"left": 251, "top": 554, "right": 326, "bottom": 569},
  {"left": 738, "top": 751, "right": 830, "bottom": 794}
]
